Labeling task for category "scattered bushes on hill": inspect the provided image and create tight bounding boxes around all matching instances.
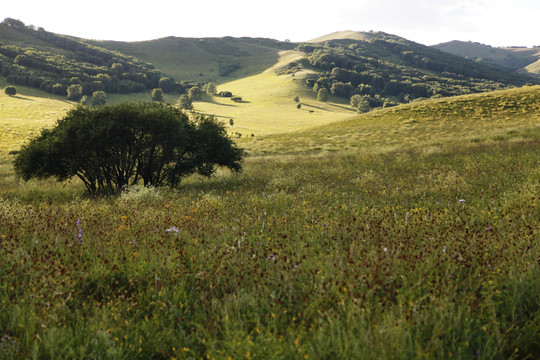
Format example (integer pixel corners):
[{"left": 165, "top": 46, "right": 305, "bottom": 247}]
[
  {"left": 152, "top": 88, "right": 163, "bottom": 102},
  {"left": 13, "top": 102, "right": 244, "bottom": 194},
  {"left": 218, "top": 91, "right": 232, "bottom": 97},
  {"left": 0, "top": 18, "right": 168, "bottom": 97},
  {"left": 4, "top": 85, "right": 16, "bottom": 96},
  {"left": 188, "top": 86, "right": 203, "bottom": 101},
  {"left": 297, "top": 36, "right": 539, "bottom": 110},
  {"left": 177, "top": 94, "right": 193, "bottom": 110},
  {"left": 91, "top": 91, "right": 106, "bottom": 106}
]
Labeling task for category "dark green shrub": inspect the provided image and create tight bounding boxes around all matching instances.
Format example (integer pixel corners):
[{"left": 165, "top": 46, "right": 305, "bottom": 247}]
[
  {"left": 67, "top": 84, "right": 83, "bottom": 101},
  {"left": 4, "top": 86, "right": 16, "bottom": 96},
  {"left": 91, "top": 91, "right": 106, "bottom": 106},
  {"left": 14, "top": 102, "right": 244, "bottom": 194},
  {"left": 152, "top": 88, "right": 163, "bottom": 102}
]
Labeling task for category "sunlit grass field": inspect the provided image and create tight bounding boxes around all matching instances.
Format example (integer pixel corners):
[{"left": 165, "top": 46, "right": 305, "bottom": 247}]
[
  {"left": 0, "top": 82, "right": 71, "bottom": 155},
  {"left": 0, "top": 86, "right": 539, "bottom": 359}
]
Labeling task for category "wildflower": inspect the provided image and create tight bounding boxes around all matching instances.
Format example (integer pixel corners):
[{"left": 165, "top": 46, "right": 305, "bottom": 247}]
[
  {"left": 166, "top": 226, "right": 179, "bottom": 235},
  {"left": 76, "top": 219, "right": 83, "bottom": 244}
]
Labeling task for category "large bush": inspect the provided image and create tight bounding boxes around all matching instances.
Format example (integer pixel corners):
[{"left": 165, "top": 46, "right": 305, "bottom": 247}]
[
  {"left": 13, "top": 102, "right": 244, "bottom": 194},
  {"left": 4, "top": 86, "right": 16, "bottom": 96}
]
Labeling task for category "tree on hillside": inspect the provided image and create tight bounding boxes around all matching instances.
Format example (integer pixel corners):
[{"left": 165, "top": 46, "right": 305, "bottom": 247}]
[
  {"left": 205, "top": 82, "right": 217, "bottom": 96},
  {"left": 67, "top": 84, "right": 83, "bottom": 101},
  {"left": 350, "top": 94, "right": 362, "bottom": 108},
  {"left": 356, "top": 96, "right": 371, "bottom": 113},
  {"left": 4, "top": 86, "right": 16, "bottom": 96},
  {"left": 80, "top": 95, "right": 90, "bottom": 106},
  {"left": 91, "top": 91, "right": 106, "bottom": 106},
  {"left": 13, "top": 102, "right": 244, "bottom": 194},
  {"left": 152, "top": 88, "right": 163, "bottom": 102},
  {"left": 177, "top": 94, "right": 193, "bottom": 110},
  {"left": 188, "top": 86, "right": 203, "bottom": 101},
  {"left": 317, "top": 88, "right": 329, "bottom": 102},
  {"left": 158, "top": 77, "right": 173, "bottom": 93},
  {"left": 52, "top": 83, "right": 65, "bottom": 96}
]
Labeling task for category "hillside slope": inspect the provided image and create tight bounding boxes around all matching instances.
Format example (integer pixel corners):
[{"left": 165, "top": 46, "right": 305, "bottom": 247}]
[
  {"left": 0, "top": 18, "right": 167, "bottom": 97},
  {"left": 242, "top": 85, "right": 540, "bottom": 156},
  {"left": 433, "top": 40, "right": 540, "bottom": 76},
  {"left": 89, "top": 36, "right": 296, "bottom": 82}
]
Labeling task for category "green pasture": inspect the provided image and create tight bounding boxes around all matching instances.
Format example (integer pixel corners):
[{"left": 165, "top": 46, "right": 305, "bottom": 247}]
[
  {"left": 0, "top": 85, "right": 539, "bottom": 359},
  {"left": 0, "top": 82, "right": 70, "bottom": 155},
  {"left": 242, "top": 85, "right": 540, "bottom": 156},
  {"left": 92, "top": 37, "right": 293, "bottom": 82}
]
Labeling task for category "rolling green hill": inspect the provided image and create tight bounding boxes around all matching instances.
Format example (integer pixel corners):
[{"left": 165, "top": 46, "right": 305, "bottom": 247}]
[
  {"left": 1, "top": 74, "right": 539, "bottom": 360},
  {"left": 0, "top": 18, "right": 168, "bottom": 97},
  {"left": 295, "top": 31, "right": 538, "bottom": 108},
  {"left": 241, "top": 85, "right": 540, "bottom": 156},
  {"left": 2, "top": 17, "right": 539, "bottom": 107},
  {"left": 433, "top": 40, "right": 540, "bottom": 76},
  {"left": 89, "top": 36, "right": 296, "bottom": 82}
]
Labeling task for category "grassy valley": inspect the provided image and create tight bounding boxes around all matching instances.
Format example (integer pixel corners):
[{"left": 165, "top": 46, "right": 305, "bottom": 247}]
[
  {"left": 1, "top": 83, "right": 539, "bottom": 358},
  {"left": 90, "top": 36, "right": 296, "bottom": 82},
  {"left": 1, "top": 19, "right": 539, "bottom": 360}
]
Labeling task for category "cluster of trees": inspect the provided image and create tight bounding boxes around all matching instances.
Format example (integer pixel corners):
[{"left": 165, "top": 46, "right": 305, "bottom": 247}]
[
  {"left": 0, "top": 18, "right": 191, "bottom": 98},
  {"left": 297, "top": 34, "right": 538, "bottom": 110},
  {"left": 14, "top": 102, "right": 244, "bottom": 194}
]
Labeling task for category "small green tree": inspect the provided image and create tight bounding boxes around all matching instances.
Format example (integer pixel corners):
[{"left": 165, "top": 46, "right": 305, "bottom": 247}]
[
  {"left": 317, "top": 88, "right": 329, "bottom": 102},
  {"left": 80, "top": 95, "right": 90, "bottom": 105},
  {"left": 158, "top": 77, "right": 173, "bottom": 93},
  {"left": 67, "top": 84, "right": 83, "bottom": 101},
  {"left": 152, "top": 88, "right": 163, "bottom": 102},
  {"left": 350, "top": 94, "right": 362, "bottom": 108},
  {"left": 177, "top": 94, "right": 193, "bottom": 110},
  {"left": 357, "top": 96, "right": 371, "bottom": 113},
  {"left": 188, "top": 86, "right": 202, "bottom": 101},
  {"left": 205, "top": 82, "right": 217, "bottom": 96},
  {"left": 52, "top": 83, "right": 65, "bottom": 95},
  {"left": 4, "top": 86, "right": 16, "bottom": 96},
  {"left": 229, "top": 118, "right": 234, "bottom": 126},
  {"left": 293, "top": 96, "right": 300, "bottom": 103},
  {"left": 92, "top": 91, "right": 106, "bottom": 106}
]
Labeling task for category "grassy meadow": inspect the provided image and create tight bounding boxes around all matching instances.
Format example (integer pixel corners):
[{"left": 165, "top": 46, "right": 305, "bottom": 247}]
[{"left": 0, "top": 85, "right": 539, "bottom": 359}]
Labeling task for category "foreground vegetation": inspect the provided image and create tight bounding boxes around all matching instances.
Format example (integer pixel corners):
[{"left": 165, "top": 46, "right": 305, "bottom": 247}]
[{"left": 0, "top": 87, "right": 539, "bottom": 359}]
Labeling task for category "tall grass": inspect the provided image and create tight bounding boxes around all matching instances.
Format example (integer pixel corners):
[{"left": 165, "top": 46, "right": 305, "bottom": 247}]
[
  {"left": 0, "top": 86, "right": 539, "bottom": 359},
  {"left": 1, "top": 135, "right": 538, "bottom": 359}
]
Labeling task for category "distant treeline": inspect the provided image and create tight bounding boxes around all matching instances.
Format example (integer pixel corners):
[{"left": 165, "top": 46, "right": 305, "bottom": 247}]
[
  {"left": 296, "top": 34, "right": 538, "bottom": 108},
  {"left": 0, "top": 18, "right": 195, "bottom": 96}
]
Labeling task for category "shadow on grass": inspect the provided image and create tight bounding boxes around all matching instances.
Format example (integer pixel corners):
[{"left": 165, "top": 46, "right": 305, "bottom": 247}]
[
  {"left": 329, "top": 103, "right": 356, "bottom": 112},
  {"left": 11, "top": 95, "right": 35, "bottom": 101},
  {"left": 191, "top": 111, "right": 236, "bottom": 120},
  {"left": 301, "top": 103, "right": 328, "bottom": 111},
  {"left": 202, "top": 96, "right": 238, "bottom": 107}
]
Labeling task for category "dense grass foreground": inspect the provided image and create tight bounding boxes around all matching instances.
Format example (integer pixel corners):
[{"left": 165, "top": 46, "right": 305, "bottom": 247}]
[{"left": 0, "top": 134, "right": 538, "bottom": 359}]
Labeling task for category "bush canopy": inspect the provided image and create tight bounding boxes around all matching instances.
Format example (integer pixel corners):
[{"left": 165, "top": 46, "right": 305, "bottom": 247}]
[{"left": 13, "top": 102, "right": 244, "bottom": 194}]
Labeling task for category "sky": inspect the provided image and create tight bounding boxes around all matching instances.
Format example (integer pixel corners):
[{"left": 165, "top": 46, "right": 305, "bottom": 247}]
[{"left": 2, "top": 0, "right": 539, "bottom": 47}]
